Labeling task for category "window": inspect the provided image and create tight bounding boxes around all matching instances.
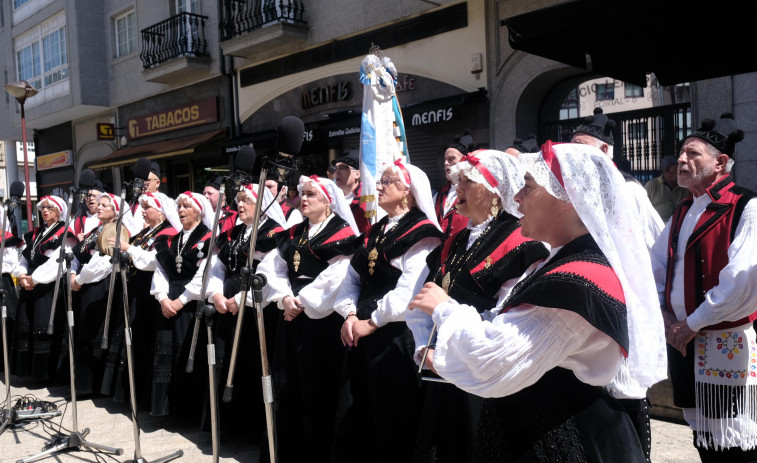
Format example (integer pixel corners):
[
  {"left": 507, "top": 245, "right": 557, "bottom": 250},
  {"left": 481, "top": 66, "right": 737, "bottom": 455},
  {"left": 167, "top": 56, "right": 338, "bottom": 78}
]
[
  {"left": 14, "top": 0, "right": 32, "bottom": 9},
  {"left": 628, "top": 121, "right": 648, "bottom": 140},
  {"left": 624, "top": 83, "right": 644, "bottom": 98},
  {"left": 595, "top": 82, "right": 614, "bottom": 101},
  {"left": 559, "top": 88, "right": 579, "bottom": 120},
  {"left": 15, "top": 25, "right": 68, "bottom": 90},
  {"left": 115, "top": 11, "right": 136, "bottom": 57}
]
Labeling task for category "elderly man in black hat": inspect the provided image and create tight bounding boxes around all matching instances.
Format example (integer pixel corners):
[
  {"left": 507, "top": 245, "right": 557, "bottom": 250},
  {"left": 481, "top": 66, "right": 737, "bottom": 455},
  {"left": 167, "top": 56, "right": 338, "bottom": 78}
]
[
  {"left": 75, "top": 177, "right": 107, "bottom": 241},
  {"left": 645, "top": 155, "right": 690, "bottom": 222},
  {"left": 651, "top": 114, "right": 757, "bottom": 462},
  {"left": 571, "top": 107, "right": 666, "bottom": 462},
  {"left": 333, "top": 148, "right": 370, "bottom": 233}
]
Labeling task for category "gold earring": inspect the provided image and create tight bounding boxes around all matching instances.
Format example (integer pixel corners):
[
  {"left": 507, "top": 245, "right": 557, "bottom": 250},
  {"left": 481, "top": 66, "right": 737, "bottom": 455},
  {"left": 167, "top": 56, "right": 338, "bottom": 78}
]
[
  {"left": 491, "top": 198, "right": 500, "bottom": 217},
  {"left": 326, "top": 205, "right": 331, "bottom": 216},
  {"left": 402, "top": 196, "right": 409, "bottom": 208}
]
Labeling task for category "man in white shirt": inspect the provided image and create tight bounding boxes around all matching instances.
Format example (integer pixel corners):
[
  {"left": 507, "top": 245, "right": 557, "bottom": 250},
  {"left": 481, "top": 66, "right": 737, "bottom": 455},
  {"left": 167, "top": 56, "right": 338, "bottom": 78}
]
[{"left": 651, "top": 113, "right": 757, "bottom": 462}]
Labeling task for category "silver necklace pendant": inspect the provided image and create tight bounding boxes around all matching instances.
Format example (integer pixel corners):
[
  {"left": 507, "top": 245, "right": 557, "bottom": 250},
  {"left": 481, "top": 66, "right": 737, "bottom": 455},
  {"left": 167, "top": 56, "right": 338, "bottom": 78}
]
[{"left": 175, "top": 255, "right": 183, "bottom": 272}]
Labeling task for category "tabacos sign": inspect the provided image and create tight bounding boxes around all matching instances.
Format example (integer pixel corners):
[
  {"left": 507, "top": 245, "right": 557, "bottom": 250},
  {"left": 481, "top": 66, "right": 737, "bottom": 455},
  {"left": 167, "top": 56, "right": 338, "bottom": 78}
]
[{"left": 127, "top": 97, "right": 218, "bottom": 139}]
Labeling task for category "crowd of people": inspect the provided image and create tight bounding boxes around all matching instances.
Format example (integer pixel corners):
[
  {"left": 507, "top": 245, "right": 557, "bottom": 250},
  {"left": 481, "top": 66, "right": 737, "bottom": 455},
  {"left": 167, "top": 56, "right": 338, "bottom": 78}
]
[{"left": 1, "top": 109, "right": 755, "bottom": 463}]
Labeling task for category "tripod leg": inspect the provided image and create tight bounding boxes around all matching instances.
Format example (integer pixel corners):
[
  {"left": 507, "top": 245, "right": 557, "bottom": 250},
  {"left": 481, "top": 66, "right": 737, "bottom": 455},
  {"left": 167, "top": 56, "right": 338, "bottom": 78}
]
[
  {"left": 205, "top": 314, "right": 220, "bottom": 463},
  {"left": 79, "top": 438, "right": 125, "bottom": 455},
  {"left": 16, "top": 439, "right": 71, "bottom": 463}
]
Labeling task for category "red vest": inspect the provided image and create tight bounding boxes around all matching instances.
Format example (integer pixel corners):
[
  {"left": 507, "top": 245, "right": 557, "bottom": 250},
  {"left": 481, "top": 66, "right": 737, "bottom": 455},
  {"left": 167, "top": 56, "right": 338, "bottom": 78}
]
[
  {"left": 434, "top": 181, "right": 468, "bottom": 238},
  {"left": 664, "top": 175, "right": 757, "bottom": 330}
]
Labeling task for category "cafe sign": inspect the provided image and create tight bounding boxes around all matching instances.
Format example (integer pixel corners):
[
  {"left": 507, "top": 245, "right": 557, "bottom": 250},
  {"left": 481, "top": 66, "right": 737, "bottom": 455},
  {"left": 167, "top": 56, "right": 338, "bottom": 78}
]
[{"left": 127, "top": 97, "right": 218, "bottom": 140}]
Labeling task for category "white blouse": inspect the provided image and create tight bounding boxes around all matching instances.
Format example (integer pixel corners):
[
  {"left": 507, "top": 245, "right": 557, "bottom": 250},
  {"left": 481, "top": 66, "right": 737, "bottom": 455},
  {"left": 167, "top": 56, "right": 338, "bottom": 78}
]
[{"left": 651, "top": 195, "right": 757, "bottom": 331}]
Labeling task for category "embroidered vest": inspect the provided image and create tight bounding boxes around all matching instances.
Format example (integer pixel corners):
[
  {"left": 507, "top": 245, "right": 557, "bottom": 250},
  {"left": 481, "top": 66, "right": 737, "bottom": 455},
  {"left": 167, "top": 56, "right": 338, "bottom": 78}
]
[
  {"left": 664, "top": 175, "right": 757, "bottom": 330},
  {"left": 276, "top": 215, "right": 357, "bottom": 284},
  {"left": 502, "top": 234, "right": 629, "bottom": 355},
  {"left": 429, "top": 213, "right": 548, "bottom": 312},
  {"left": 155, "top": 224, "right": 211, "bottom": 299},
  {"left": 22, "top": 222, "right": 68, "bottom": 272}
]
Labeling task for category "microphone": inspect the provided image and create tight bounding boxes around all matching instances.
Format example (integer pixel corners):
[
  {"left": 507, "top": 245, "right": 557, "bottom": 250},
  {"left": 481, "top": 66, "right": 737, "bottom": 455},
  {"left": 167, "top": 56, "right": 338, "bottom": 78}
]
[
  {"left": 129, "top": 157, "right": 152, "bottom": 203},
  {"left": 7, "top": 181, "right": 25, "bottom": 212},
  {"left": 226, "top": 145, "right": 257, "bottom": 195},
  {"left": 269, "top": 116, "right": 305, "bottom": 184},
  {"left": 77, "top": 168, "right": 96, "bottom": 208}
]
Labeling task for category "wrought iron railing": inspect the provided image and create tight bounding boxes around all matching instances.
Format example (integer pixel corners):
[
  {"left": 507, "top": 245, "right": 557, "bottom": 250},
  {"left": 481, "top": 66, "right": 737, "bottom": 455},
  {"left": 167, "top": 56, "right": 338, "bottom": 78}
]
[
  {"left": 539, "top": 103, "right": 691, "bottom": 183},
  {"left": 221, "top": 0, "right": 306, "bottom": 41},
  {"left": 141, "top": 12, "right": 209, "bottom": 70}
]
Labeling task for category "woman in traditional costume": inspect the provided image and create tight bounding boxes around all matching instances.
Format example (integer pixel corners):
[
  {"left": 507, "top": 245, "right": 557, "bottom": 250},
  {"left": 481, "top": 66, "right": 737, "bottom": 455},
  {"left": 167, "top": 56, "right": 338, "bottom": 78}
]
[
  {"left": 70, "top": 192, "right": 123, "bottom": 394},
  {"left": 13, "top": 195, "right": 72, "bottom": 381},
  {"left": 332, "top": 159, "right": 444, "bottom": 463},
  {"left": 407, "top": 149, "right": 549, "bottom": 462},
  {"left": 256, "top": 175, "right": 358, "bottom": 463},
  {"left": 149, "top": 192, "right": 213, "bottom": 420},
  {"left": 207, "top": 183, "right": 286, "bottom": 438},
  {"left": 103, "top": 191, "right": 179, "bottom": 406}
]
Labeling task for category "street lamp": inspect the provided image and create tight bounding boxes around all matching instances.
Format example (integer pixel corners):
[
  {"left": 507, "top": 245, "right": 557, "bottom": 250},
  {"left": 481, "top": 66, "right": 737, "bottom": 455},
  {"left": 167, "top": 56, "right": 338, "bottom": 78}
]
[{"left": 5, "top": 80, "right": 38, "bottom": 232}]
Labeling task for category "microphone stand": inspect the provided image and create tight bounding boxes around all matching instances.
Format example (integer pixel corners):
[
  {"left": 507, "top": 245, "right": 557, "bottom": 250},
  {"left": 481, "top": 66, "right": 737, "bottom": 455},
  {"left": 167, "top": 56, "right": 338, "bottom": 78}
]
[
  {"left": 21, "top": 195, "right": 124, "bottom": 463},
  {"left": 103, "top": 191, "right": 183, "bottom": 463},
  {"left": 46, "top": 195, "right": 86, "bottom": 335},
  {"left": 184, "top": 185, "right": 226, "bottom": 463},
  {"left": 222, "top": 169, "right": 278, "bottom": 463}
]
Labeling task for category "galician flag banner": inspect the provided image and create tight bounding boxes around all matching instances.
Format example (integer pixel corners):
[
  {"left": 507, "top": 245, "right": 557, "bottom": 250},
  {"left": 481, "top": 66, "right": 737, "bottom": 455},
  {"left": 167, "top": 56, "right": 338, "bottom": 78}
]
[{"left": 358, "top": 51, "right": 409, "bottom": 223}]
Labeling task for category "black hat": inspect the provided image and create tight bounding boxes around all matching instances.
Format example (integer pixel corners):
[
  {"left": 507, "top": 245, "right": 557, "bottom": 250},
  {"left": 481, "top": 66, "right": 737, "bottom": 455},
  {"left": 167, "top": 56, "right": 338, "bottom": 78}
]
[
  {"left": 686, "top": 113, "right": 744, "bottom": 157},
  {"left": 334, "top": 148, "right": 359, "bottom": 170},
  {"left": 150, "top": 161, "right": 161, "bottom": 177},
  {"left": 560, "top": 128, "right": 573, "bottom": 143},
  {"left": 204, "top": 176, "right": 223, "bottom": 190},
  {"left": 573, "top": 108, "right": 616, "bottom": 145},
  {"left": 92, "top": 179, "right": 106, "bottom": 193}
]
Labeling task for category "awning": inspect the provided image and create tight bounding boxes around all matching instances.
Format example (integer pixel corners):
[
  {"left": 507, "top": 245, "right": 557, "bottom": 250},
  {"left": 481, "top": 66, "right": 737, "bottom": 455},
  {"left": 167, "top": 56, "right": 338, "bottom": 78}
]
[
  {"left": 88, "top": 129, "right": 226, "bottom": 169},
  {"left": 501, "top": 0, "right": 755, "bottom": 87}
]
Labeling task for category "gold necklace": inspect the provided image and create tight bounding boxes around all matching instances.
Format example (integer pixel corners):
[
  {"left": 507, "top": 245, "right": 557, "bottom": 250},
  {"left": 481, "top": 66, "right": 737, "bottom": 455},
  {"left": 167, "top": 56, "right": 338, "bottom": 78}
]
[
  {"left": 293, "top": 216, "right": 328, "bottom": 272},
  {"left": 440, "top": 218, "right": 494, "bottom": 293}
]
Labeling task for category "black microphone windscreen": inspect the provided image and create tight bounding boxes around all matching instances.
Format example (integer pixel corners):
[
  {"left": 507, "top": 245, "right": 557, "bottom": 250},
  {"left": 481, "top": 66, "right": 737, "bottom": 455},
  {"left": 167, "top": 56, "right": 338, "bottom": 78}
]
[
  {"left": 10, "top": 180, "right": 25, "bottom": 197},
  {"left": 133, "top": 157, "right": 152, "bottom": 181},
  {"left": 234, "top": 146, "right": 257, "bottom": 175},
  {"left": 79, "top": 169, "right": 96, "bottom": 189},
  {"left": 275, "top": 116, "right": 305, "bottom": 156}
]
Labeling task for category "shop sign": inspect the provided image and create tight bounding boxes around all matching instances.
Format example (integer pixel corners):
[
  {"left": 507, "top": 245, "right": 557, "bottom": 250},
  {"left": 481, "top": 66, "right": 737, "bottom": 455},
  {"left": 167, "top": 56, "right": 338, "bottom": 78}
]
[
  {"left": 36, "top": 150, "right": 72, "bottom": 171},
  {"left": 302, "top": 82, "right": 352, "bottom": 109},
  {"left": 97, "top": 123, "right": 115, "bottom": 140},
  {"left": 127, "top": 97, "right": 218, "bottom": 140},
  {"left": 408, "top": 107, "right": 455, "bottom": 126},
  {"left": 328, "top": 126, "right": 361, "bottom": 138},
  {"left": 395, "top": 75, "right": 416, "bottom": 93}
]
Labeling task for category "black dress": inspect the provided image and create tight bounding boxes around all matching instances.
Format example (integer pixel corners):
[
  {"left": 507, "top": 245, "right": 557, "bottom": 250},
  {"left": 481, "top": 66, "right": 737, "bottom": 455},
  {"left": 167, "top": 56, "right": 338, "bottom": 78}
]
[
  {"left": 12, "top": 222, "right": 68, "bottom": 381},
  {"left": 333, "top": 207, "right": 444, "bottom": 463},
  {"left": 268, "top": 215, "right": 357, "bottom": 463},
  {"left": 415, "top": 213, "right": 549, "bottom": 463},
  {"left": 70, "top": 223, "right": 121, "bottom": 395},
  {"left": 99, "top": 220, "right": 174, "bottom": 403},
  {"left": 477, "top": 234, "right": 644, "bottom": 463},
  {"left": 213, "top": 218, "right": 283, "bottom": 438},
  {"left": 151, "top": 224, "right": 211, "bottom": 419}
]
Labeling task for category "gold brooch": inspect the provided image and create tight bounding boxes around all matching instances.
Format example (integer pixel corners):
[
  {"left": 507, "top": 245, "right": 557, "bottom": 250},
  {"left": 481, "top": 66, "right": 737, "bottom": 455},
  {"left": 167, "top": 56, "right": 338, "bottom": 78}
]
[
  {"left": 368, "top": 248, "right": 378, "bottom": 275},
  {"left": 484, "top": 256, "right": 492, "bottom": 269}
]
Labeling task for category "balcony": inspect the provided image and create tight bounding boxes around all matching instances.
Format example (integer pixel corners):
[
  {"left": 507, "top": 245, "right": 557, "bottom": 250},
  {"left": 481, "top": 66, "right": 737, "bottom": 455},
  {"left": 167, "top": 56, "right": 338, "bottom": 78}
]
[
  {"left": 220, "top": 0, "right": 307, "bottom": 61},
  {"left": 140, "top": 12, "right": 211, "bottom": 83}
]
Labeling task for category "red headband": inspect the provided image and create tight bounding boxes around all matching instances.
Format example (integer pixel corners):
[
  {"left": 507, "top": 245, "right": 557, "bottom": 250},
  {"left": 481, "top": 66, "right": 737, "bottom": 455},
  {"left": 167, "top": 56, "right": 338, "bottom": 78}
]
[
  {"left": 102, "top": 193, "right": 121, "bottom": 213},
  {"left": 394, "top": 159, "right": 411, "bottom": 185},
  {"left": 461, "top": 151, "right": 499, "bottom": 188},
  {"left": 243, "top": 184, "right": 258, "bottom": 199},
  {"left": 540, "top": 140, "right": 565, "bottom": 189},
  {"left": 181, "top": 191, "right": 203, "bottom": 211},
  {"left": 40, "top": 196, "right": 63, "bottom": 211},
  {"left": 146, "top": 192, "right": 161, "bottom": 210},
  {"left": 308, "top": 175, "right": 332, "bottom": 202}
]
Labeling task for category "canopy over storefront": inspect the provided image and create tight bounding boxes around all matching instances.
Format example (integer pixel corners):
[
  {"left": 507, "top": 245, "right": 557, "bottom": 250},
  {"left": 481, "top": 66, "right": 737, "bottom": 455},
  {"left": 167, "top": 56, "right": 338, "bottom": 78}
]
[{"left": 502, "top": 0, "right": 754, "bottom": 87}]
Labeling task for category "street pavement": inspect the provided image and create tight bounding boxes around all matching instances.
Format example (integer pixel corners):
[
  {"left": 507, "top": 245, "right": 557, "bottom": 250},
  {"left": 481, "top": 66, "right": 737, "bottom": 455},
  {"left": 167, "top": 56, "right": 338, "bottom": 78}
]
[{"left": 2, "top": 376, "right": 700, "bottom": 462}]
